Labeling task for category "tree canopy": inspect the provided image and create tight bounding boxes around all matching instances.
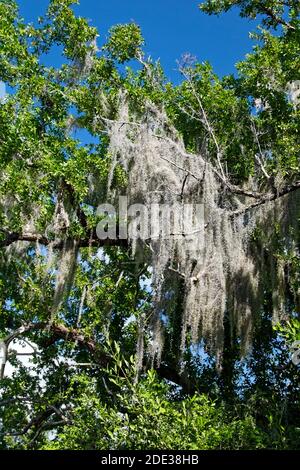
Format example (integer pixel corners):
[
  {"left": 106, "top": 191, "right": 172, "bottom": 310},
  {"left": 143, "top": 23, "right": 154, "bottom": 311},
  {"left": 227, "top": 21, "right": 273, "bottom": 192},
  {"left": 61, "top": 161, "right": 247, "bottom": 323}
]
[{"left": 0, "top": 0, "right": 299, "bottom": 450}]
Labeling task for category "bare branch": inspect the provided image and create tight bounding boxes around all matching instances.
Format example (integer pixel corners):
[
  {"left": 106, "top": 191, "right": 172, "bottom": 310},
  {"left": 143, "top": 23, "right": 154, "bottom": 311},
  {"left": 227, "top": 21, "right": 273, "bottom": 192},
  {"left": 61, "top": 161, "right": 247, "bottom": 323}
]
[
  {"left": 250, "top": 120, "right": 271, "bottom": 180},
  {"left": 179, "top": 65, "right": 227, "bottom": 182}
]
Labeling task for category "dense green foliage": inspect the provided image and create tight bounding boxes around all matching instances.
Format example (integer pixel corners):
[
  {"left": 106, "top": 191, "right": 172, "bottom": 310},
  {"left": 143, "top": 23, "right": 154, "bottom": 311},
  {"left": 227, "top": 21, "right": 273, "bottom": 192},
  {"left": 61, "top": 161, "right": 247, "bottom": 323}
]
[{"left": 0, "top": 0, "right": 299, "bottom": 450}]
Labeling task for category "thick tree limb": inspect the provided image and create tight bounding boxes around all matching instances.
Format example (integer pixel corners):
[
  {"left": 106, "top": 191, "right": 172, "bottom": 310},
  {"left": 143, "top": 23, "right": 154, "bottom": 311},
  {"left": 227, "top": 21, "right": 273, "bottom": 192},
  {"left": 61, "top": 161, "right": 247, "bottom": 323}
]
[
  {"left": 230, "top": 180, "right": 300, "bottom": 216},
  {"left": 2, "top": 322, "right": 110, "bottom": 364},
  {"left": 156, "top": 363, "right": 197, "bottom": 394},
  {"left": 1, "top": 322, "right": 195, "bottom": 393},
  {"left": 0, "top": 180, "right": 298, "bottom": 250},
  {"left": 0, "top": 322, "right": 110, "bottom": 379},
  {"left": 0, "top": 402, "right": 71, "bottom": 443},
  {"left": 0, "top": 230, "right": 128, "bottom": 250}
]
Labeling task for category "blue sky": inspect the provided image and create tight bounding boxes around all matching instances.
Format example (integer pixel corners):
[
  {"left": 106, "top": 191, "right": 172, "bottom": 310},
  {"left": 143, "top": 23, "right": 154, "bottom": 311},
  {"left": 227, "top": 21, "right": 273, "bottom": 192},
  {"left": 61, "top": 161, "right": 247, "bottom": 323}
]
[
  {"left": 0, "top": 81, "right": 5, "bottom": 99},
  {"left": 17, "top": 0, "right": 258, "bottom": 82}
]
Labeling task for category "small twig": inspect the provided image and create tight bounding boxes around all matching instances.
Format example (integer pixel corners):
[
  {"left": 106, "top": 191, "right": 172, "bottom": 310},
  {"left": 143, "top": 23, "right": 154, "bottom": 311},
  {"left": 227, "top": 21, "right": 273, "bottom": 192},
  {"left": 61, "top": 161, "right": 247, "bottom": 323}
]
[
  {"left": 180, "top": 174, "right": 189, "bottom": 200},
  {"left": 76, "top": 285, "right": 87, "bottom": 328},
  {"left": 153, "top": 147, "right": 202, "bottom": 181},
  {"left": 116, "top": 270, "right": 124, "bottom": 288}
]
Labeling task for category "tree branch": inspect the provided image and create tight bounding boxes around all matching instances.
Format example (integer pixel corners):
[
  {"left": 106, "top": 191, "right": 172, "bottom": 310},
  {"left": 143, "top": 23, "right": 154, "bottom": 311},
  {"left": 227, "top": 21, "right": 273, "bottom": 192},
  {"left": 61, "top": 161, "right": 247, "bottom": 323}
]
[
  {"left": 261, "top": 6, "right": 296, "bottom": 31},
  {"left": 0, "top": 230, "right": 128, "bottom": 250},
  {"left": 1, "top": 321, "right": 197, "bottom": 393},
  {"left": 230, "top": 180, "right": 300, "bottom": 216},
  {"left": 250, "top": 120, "right": 271, "bottom": 181},
  {"left": 179, "top": 65, "right": 227, "bottom": 182}
]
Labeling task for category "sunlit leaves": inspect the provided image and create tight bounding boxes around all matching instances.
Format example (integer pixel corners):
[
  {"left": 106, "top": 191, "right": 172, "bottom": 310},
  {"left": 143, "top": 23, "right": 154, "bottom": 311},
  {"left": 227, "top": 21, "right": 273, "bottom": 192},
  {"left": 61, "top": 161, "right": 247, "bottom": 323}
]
[{"left": 104, "top": 24, "right": 144, "bottom": 64}]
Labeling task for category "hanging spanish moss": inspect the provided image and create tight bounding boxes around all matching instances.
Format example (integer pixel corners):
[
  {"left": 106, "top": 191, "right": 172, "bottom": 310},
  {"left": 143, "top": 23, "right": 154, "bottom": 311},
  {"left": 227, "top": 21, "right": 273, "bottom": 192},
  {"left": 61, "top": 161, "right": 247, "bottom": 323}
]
[
  {"left": 49, "top": 237, "right": 79, "bottom": 324},
  {"left": 104, "top": 94, "right": 300, "bottom": 366},
  {"left": 1, "top": 88, "right": 298, "bottom": 370},
  {"left": 47, "top": 187, "right": 79, "bottom": 323}
]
